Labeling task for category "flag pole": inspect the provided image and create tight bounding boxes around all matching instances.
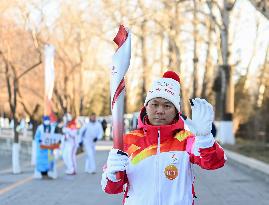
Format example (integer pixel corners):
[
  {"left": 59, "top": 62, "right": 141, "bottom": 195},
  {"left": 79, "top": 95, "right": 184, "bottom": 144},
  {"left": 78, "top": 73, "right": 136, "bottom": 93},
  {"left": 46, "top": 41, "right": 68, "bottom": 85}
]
[{"left": 111, "top": 25, "right": 131, "bottom": 150}]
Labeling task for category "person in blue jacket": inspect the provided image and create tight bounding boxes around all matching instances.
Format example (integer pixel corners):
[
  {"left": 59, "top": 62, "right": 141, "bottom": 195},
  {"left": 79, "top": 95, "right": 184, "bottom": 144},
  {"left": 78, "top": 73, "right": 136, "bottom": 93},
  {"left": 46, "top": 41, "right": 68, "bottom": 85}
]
[{"left": 34, "top": 115, "right": 56, "bottom": 179}]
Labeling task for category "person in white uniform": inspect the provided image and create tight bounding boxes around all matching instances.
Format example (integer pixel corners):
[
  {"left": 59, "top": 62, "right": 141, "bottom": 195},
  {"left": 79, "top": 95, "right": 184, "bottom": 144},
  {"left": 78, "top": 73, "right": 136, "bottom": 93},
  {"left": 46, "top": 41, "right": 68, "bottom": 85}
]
[
  {"left": 62, "top": 119, "right": 80, "bottom": 175},
  {"left": 80, "top": 113, "right": 103, "bottom": 174}
]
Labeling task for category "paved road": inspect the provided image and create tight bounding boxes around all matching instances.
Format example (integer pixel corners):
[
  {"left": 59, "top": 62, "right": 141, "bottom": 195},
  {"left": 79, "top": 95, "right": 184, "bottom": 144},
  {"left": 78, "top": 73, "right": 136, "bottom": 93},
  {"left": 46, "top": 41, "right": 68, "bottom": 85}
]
[
  {"left": 0, "top": 154, "right": 12, "bottom": 171},
  {"left": 195, "top": 160, "right": 269, "bottom": 205},
  {"left": 0, "top": 141, "right": 268, "bottom": 205}
]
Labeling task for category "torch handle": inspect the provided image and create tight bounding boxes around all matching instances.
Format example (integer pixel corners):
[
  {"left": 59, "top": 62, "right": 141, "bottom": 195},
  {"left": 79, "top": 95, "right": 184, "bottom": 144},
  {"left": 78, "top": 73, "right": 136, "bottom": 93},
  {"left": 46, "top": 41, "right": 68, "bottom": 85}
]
[
  {"left": 189, "top": 99, "right": 194, "bottom": 106},
  {"left": 116, "top": 150, "right": 128, "bottom": 180}
]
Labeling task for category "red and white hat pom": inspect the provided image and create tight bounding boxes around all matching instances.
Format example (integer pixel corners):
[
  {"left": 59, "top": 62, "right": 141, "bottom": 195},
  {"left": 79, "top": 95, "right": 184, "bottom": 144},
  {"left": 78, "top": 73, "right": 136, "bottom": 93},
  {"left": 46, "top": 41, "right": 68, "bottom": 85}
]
[{"left": 144, "top": 70, "right": 181, "bottom": 112}]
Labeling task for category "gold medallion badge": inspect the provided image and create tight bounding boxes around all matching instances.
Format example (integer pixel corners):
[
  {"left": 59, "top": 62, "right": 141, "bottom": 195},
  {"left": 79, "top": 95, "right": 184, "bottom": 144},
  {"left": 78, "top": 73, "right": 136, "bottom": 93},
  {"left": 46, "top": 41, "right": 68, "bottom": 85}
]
[{"left": 164, "top": 164, "right": 178, "bottom": 180}]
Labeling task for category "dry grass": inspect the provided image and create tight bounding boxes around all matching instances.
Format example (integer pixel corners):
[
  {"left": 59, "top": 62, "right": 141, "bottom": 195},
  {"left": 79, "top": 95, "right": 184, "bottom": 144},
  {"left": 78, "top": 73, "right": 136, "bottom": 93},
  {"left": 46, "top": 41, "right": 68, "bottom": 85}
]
[{"left": 222, "top": 138, "right": 269, "bottom": 164}]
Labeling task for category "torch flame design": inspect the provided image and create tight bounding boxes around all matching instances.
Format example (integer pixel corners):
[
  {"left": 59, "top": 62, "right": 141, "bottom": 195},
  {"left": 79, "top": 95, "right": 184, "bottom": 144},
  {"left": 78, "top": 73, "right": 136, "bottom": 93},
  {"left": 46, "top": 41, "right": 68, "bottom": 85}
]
[{"left": 111, "top": 25, "right": 131, "bottom": 150}]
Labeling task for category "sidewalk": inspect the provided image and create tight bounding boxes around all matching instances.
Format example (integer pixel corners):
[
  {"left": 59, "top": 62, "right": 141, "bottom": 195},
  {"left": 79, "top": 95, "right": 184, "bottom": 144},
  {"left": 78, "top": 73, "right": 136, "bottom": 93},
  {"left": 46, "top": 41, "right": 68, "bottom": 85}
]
[
  {"left": 224, "top": 148, "right": 269, "bottom": 181},
  {"left": 0, "top": 153, "right": 12, "bottom": 171},
  {"left": 0, "top": 153, "right": 31, "bottom": 174}
]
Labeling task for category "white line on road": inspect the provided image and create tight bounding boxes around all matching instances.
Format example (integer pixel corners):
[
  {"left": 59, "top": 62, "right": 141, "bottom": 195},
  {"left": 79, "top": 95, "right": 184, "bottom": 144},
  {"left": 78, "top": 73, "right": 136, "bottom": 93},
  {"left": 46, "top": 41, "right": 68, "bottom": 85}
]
[{"left": 0, "top": 153, "right": 85, "bottom": 196}]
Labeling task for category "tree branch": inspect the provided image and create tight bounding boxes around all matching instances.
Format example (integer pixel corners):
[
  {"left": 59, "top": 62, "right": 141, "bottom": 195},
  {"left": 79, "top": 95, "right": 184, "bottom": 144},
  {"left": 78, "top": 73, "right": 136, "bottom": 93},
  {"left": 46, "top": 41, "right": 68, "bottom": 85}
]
[{"left": 17, "top": 50, "right": 42, "bottom": 80}]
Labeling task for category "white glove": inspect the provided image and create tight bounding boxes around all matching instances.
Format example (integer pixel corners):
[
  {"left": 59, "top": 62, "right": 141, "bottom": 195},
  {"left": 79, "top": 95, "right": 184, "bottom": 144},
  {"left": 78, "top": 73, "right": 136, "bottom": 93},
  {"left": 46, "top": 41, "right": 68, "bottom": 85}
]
[
  {"left": 106, "top": 148, "right": 129, "bottom": 182},
  {"left": 190, "top": 98, "right": 214, "bottom": 136}
]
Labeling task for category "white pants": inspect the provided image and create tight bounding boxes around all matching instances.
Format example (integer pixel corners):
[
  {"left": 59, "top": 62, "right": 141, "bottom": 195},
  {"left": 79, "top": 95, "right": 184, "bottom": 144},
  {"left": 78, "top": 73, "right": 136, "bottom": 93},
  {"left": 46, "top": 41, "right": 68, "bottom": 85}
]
[
  {"left": 84, "top": 142, "right": 96, "bottom": 173},
  {"left": 62, "top": 138, "right": 77, "bottom": 174}
]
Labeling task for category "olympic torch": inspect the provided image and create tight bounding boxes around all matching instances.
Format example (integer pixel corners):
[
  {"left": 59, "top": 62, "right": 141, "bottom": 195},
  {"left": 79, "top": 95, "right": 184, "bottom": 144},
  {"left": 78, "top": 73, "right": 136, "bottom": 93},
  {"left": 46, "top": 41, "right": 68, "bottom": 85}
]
[
  {"left": 44, "top": 44, "right": 55, "bottom": 116},
  {"left": 111, "top": 25, "right": 131, "bottom": 150}
]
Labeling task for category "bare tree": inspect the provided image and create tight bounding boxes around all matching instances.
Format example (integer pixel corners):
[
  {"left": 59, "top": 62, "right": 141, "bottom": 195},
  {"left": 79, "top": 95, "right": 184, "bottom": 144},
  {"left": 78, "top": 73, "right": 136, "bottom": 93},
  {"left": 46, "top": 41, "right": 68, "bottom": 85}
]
[
  {"left": 192, "top": 0, "right": 200, "bottom": 98},
  {"left": 248, "top": 0, "right": 269, "bottom": 19},
  {"left": 0, "top": 0, "right": 47, "bottom": 173},
  {"left": 0, "top": 31, "right": 42, "bottom": 174},
  {"left": 201, "top": 4, "right": 217, "bottom": 101}
]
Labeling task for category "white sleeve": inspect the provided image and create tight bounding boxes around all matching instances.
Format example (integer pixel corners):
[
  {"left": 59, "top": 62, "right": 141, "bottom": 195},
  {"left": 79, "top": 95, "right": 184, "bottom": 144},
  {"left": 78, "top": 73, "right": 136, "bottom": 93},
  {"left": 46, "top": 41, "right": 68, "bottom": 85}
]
[
  {"left": 79, "top": 126, "right": 87, "bottom": 139},
  {"left": 97, "top": 123, "right": 104, "bottom": 140}
]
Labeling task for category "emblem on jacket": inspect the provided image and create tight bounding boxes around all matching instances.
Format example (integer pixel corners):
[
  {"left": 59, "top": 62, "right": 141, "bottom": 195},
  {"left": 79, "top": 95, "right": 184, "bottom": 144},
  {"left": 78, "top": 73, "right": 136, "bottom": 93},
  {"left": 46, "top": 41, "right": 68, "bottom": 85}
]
[
  {"left": 164, "top": 164, "right": 178, "bottom": 180},
  {"left": 171, "top": 153, "right": 179, "bottom": 164}
]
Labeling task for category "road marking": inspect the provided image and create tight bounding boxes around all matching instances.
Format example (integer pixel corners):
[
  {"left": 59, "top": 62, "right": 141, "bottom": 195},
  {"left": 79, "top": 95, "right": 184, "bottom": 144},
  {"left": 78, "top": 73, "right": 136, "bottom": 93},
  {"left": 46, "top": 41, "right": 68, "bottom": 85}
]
[
  {"left": 0, "top": 147, "right": 112, "bottom": 196},
  {"left": 0, "top": 176, "right": 33, "bottom": 196},
  {"left": 0, "top": 153, "right": 85, "bottom": 196}
]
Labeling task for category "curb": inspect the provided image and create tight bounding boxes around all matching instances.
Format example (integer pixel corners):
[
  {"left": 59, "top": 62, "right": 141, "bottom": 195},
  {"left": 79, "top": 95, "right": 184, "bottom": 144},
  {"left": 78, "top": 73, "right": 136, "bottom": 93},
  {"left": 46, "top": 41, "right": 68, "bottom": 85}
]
[{"left": 225, "top": 149, "right": 269, "bottom": 180}]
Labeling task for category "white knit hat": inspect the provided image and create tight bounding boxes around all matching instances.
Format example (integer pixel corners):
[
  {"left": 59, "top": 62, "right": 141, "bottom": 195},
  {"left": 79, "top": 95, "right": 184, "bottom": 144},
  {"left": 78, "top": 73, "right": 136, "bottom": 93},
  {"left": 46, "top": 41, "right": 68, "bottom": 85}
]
[{"left": 144, "top": 71, "right": 181, "bottom": 112}]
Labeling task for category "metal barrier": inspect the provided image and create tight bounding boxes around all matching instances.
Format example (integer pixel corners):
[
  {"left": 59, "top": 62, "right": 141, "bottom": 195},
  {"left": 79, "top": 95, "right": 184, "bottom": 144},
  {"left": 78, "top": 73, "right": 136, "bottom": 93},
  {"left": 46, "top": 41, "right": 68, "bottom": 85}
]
[{"left": 0, "top": 128, "right": 33, "bottom": 159}]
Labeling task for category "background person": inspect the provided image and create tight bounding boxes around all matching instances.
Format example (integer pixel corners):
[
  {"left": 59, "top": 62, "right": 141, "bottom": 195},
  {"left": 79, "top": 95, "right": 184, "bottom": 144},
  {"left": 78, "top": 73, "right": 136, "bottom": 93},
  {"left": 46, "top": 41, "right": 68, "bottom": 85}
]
[
  {"left": 34, "top": 116, "right": 57, "bottom": 179},
  {"left": 80, "top": 113, "right": 103, "bottom": 174},
  {"left": 62, "top": 118, "right": 80, "bottom": 175}
]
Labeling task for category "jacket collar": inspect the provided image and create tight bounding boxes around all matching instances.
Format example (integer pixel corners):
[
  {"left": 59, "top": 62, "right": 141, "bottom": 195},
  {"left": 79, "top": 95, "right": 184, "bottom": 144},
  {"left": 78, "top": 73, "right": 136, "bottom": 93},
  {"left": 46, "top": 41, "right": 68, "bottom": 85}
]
[{"left": 137, "top": 107, "right": 184, "bottom": 144}]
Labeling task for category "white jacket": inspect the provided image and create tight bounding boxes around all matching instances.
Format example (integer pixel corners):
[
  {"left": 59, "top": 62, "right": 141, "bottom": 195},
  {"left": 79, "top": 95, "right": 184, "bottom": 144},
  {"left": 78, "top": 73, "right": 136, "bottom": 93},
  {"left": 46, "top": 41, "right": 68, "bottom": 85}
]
[
  {"left": 102, "top": 109, "right": 226, "bottom": 205},
  {"left": 80, "top": 121, "right": 103, "bottom": 145}
]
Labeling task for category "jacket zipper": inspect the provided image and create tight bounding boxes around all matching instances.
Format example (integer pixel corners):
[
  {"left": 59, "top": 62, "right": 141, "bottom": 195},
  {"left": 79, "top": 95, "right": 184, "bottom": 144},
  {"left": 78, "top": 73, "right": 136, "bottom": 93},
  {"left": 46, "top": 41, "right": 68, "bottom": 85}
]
[{"left": 157, "top": 128, "right": 161, "bottom": 205}]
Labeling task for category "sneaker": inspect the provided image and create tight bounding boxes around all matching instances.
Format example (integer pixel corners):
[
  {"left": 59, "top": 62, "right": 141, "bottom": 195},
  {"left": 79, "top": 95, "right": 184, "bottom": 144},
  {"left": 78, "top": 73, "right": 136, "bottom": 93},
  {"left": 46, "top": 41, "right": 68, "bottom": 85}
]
[
  {"left": 33, "top": 170, "right": 42, "bottom": 179},
  {"left": 48, "top": 171, "right": 57, "bottom": 179}
]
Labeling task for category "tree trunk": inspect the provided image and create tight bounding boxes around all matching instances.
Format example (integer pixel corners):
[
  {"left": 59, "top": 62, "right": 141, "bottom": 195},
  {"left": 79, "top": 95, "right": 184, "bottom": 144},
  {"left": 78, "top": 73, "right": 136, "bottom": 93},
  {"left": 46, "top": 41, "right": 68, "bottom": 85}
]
[
  {"left": 165, "top": 2, "right": 190, "bottom": 116},
  {"left": 201, "top": 12, "right": 215, "bottom": 100},
  {"left": 30, "top": 118, "right": 38, "bottom": 166},
  {"left": 192, "top": 0, "right": 199, "bottom": 98},
  {"left": 12, "top": 117, "right": 21, "bottom": 174},
  {"left": 141, "top": 20, "right": 148, "bottom": 104},
  {"left": 211, "top": 0, "right": 236, "bottom": 144},
  {"left": 12, "top": 142, "right": 21, "bottom": 174}
]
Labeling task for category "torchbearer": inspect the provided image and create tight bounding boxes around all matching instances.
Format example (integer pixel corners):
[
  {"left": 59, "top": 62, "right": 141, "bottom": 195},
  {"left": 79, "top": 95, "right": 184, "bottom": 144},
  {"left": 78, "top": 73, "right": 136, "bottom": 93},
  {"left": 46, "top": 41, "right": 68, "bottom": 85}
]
[
  {"left": 34, "top": 115, "right": 59, "bottom": 179},
  {"left": 62, "top": 118, "right": 80, "bottom": 175},
  {"left": 34, "top": 44, "right": 59, "bottom": 179},
  {"left": 101, "top": 67, "right": 226, "bottom": 204}
]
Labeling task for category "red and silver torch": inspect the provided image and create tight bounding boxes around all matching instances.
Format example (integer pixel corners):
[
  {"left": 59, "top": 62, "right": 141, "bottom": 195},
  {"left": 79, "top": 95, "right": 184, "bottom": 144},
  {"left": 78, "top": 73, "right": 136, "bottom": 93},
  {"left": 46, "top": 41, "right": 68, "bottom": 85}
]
[{"left": 111, "top": 25, "right": 131, "bottom": 150}]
